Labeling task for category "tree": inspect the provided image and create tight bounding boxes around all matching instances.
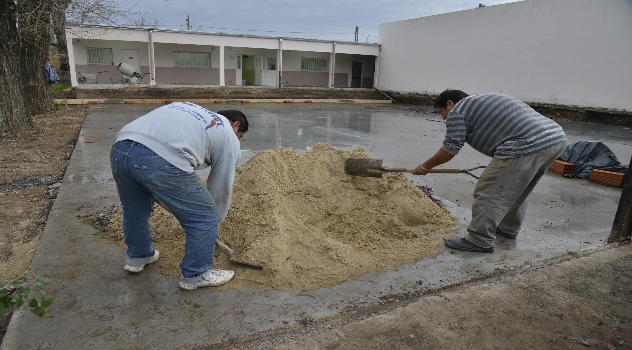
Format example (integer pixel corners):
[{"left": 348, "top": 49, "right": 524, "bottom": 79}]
[
  {"left": 0, "top": 0, "right": 31, "bottom": 132},
  {"left": 0, "top": 0, "right": 54, "bottom": 132},
  {"left": 66, "top": 0, "right": 126, "bottom": 26},
  {"left": 0, "top": 0, "right": 139, "bottom": 133},
  {"left": 51, "top": 0, "right": 71, "bottom": 70},
  {"left": 19, "top": 0, "right": 55, "bottom": 118}
]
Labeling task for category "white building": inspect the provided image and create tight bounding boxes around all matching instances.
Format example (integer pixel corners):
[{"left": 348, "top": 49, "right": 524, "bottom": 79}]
[
  {"left": 66, "top": 0, "right": 632, "bottom": 111},
  {"left": 66, "top": 25, "right": 380, "bottom": 89}
]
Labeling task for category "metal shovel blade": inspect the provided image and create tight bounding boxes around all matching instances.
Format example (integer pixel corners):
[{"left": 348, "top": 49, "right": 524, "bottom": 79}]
[
  {"left": 345, "top": 158, "right": 387, "bottom": 178},
  {"left": 216, "top": 240, "right": 264, "bottom": 270}
]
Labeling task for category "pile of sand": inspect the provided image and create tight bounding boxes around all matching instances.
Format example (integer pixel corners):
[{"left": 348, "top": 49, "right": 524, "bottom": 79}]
[{"left": 82, "top": 144, "right": 457, "bottom": 291}]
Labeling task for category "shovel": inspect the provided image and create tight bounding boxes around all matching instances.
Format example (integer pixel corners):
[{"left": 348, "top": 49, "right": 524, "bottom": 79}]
[
  {"left": 345, "top": 158, "right": 486, "bottom": 179},
  {"left": 153, "top": 198, "right": 263, "bottom": 269}
]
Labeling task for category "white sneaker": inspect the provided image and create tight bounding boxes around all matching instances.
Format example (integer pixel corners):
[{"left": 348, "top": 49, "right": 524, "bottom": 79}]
[
  {"left": 124, "top": 250, "right": 159, "bottom": 273},
  {"left": 179, "top": 269, "right": 235, "bottom": 290}
]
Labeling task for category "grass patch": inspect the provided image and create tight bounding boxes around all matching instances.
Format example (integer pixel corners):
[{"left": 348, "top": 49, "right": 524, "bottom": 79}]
[{"left": 52, "top": 83, "right": 70, "bottom": 92}]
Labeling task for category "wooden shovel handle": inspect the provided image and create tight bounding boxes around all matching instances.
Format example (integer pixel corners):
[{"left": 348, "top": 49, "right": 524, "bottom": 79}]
[
  {"left": 427, "top": 168, "right": 463, "bottom": 174},
  {"left": 383, "top": 167, "right": 415, "bottom": 173},
  {"left": 215, "top": 239, "right": 235, "bottom": 255},
  {"left": 384, "top": 168, "right": 462, "bottom": 174}
]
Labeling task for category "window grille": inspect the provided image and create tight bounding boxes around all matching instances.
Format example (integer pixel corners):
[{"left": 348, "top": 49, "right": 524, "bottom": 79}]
[
  {"left": 86, "top": 47, "right": 113, "bottom": 65},
  {"left": 174, "top": 52, "right": 210, "bottom": 68},
  {"left": 301, "top": 57, "right": 328, "bottom": 72}
]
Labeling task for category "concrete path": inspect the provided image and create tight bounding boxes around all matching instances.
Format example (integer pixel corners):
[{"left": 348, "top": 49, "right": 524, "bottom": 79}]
[{"left": 2, "top": 103, "right": 631, "bottom": 349}]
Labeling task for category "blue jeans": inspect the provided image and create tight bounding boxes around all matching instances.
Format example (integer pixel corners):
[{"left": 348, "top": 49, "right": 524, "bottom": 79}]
[{"left": 110, "top": 140, "right": 218, "bottom": 278}]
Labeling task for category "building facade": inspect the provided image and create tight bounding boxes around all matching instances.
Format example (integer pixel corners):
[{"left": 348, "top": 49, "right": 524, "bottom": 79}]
[{"left": 66, "top": 25, "right": 380, "bottom": 89}]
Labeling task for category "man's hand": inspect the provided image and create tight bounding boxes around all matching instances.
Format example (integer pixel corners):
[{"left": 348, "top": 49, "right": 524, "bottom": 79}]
[
  {"left": 412, "top": 163, "right": 430, "bottom": 175},
  {"left": 412, "top": 149, "right": 455, "bottom": 175}
]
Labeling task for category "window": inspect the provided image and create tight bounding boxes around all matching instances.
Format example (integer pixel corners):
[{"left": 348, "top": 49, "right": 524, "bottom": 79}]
[
  {"left": 86, "top": 47, "right": 113, "bottom": 65},
  {"left": 266, "top": 57, "right": 277, "bottom": 70},
  {"left": 174, "top": 52, "right": 210, "bottom": 68},
  {"left": 301, "top": 58, "right": 328, "bottom": 72}
]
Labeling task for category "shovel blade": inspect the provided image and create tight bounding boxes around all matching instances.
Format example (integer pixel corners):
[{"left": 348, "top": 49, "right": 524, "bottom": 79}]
[
  {"left": 345, "top": 158, "right": 385, "bottom": 178},
  {"left": 229, "top": 256, "right": 264, "bottom": 270}
]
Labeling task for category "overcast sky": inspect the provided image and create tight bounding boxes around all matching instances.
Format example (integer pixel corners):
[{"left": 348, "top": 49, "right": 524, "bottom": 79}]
[{"left": 123, "top": 0, "right": 523, "bottom": 43}]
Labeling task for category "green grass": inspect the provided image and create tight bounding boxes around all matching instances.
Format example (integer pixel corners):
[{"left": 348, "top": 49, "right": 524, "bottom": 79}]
[{"left": 52, "top": 83, "right": 70, "bottom": 92}]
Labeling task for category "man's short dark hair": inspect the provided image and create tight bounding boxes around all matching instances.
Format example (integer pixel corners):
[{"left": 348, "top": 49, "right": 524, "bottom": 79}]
[
  {"left": 218, "top": 110, "right": 249, "bottom": 133},
  {"left": 434, "top": 90, "right": 469, "bottom": 109}
]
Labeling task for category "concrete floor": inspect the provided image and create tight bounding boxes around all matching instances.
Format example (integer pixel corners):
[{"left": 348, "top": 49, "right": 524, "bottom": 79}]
[{"left": 3, "top": 103, "right": 631, "bottom": 349}]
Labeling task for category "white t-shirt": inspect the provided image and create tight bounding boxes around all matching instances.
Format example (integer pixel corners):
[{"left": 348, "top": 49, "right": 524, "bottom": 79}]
[{"left": 114, "top": 102, "right": 241, "bottom": 221}]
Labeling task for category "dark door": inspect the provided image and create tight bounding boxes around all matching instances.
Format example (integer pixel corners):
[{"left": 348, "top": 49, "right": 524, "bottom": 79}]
[{"left": 351, "top": 61, "right": 362, "bottom": 87}]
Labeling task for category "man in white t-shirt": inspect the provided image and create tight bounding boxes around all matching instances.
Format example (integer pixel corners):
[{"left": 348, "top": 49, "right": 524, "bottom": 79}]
[{"left": 110, "top": 102, "right": 248, "bottom": 290}]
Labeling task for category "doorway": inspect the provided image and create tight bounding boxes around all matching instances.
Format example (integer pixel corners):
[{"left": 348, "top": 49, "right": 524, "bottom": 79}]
[
  {"left": 242, "top": 55, "right": 255, "bottom": 86},
  {"left": 121, "top": 49, "right": 141, "bottom": 74},
  {"left": 351, "top": 61, "right": 362, "bottom": 88},
  {"left": 236, "top": 55, "right": 243, "bottom": 85}
]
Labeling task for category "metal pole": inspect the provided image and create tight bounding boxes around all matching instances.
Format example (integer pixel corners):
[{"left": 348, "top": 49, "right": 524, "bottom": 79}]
[
  {"left": 608, "top": 155, "right": 632, "bottom": 242},
  {"left": 278, "top": 39, "right": 282, "bottom": 87}
]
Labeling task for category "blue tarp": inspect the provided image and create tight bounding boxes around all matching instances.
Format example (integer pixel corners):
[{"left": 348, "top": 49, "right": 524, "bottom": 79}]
[
  {"left": 44, "top": 58, "right": 59, "bottom": 84},
  {"left": 558, "top": 140, "right": 628, "bottom": 179}
]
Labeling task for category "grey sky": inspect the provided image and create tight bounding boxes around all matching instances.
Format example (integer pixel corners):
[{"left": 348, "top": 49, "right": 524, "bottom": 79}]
[{"left": 124, "top": 0, "right": 522, "bottom": 43}]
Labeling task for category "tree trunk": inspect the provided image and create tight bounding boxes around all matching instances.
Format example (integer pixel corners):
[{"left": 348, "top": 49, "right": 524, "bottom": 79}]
[
  {"left": 18, "top": 0, "right": 53, "bottom": 116},
  {"left": 0, "top": 0, "right": 29, "bottom": 133},
  {"left": 52, "top": 0, "right": 70, "bottom": 70}
]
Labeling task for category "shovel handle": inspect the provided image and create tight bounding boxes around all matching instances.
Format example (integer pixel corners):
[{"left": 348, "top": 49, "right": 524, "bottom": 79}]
[
  {"left": 382, "top": 168, "right": 467, "bottom": 174},
  {"left": 381, "top": 165, "right": 485, "bottom": 179},
  {"left": 427, "top": 168, "right": 463, "bottom": 174},
  {"left": 383, "top": 167, "right": 415, "bottom": 173},
  {"left": 383, "top": 168, "right": 463, "bottom": 174},
  {"left": 215, "top": 239, "right": 235, "bottom": 255}
]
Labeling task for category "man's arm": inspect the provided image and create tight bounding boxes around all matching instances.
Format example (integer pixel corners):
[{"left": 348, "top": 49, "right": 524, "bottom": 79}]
[{"left": 413, "top": 149, "right": 455, "bottom": 175}]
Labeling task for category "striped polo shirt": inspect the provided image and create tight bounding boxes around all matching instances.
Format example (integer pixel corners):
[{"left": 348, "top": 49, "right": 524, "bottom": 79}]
[{"left": 442, "top": 94, "right": 567, "bottom": 158}]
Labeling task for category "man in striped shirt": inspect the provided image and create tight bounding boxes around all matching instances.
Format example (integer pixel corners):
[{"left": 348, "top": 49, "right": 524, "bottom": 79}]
[{"left": 413, "top": 90, "right": 567, "bottom": 253}]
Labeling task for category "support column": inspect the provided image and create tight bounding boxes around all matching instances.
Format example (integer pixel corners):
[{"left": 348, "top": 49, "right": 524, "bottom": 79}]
[
  {"left": 278, "top": 39, "right": 283, "bottom": 87},
  {"left": 67, "top": 37, "right": 78, "bottom": 87},
  {"left": 148, "top": 30, "right": 156, "bottom": 86},
  {"left": 373, "top": 45, "right": 381, "bottom": 89},
  {"left": 219, "top": 45, "right": 225, "bottom": 86},
  {"left": 329, "top": 42, "right": 336, "bottom": 88}
]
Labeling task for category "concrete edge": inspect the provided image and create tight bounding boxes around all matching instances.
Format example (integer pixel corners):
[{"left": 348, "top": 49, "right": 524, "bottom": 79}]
[{"left": 54, "top": 99, "right": 393, "bottom": 105}]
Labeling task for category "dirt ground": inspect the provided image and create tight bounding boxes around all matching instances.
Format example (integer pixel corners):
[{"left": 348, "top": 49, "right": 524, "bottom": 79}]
[
  {"left": 0, "top": 105, "right": 86, "bottom": 339},
  {"left": 265, "top": 244, "right": 632, "bottom": 350},
  {"left": 1, "top": 96, "right": 631, "bottom": 349}
]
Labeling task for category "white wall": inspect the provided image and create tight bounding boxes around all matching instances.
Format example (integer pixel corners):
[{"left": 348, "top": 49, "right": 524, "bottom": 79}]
[{"left": 377, "top": 0, "right": 632, "bottom": 111}]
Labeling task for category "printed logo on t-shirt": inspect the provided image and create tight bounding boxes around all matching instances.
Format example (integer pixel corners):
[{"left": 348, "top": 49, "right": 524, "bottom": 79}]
[
  {"left": 168, "top": 102, "right": 225, "bottom": 130},
  {"left": 205, "top": 112, "right": 225, "bottom": 130}
]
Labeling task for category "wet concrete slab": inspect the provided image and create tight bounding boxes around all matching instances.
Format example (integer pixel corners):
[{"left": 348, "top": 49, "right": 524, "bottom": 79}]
[{"left": 3, "top": 104, "right": 631, "bottom": 349}]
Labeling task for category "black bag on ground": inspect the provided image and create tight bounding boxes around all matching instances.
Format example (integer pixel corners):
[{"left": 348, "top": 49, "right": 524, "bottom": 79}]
[{"left": 558, "top": 140, "right": 628, "bottom": 179}]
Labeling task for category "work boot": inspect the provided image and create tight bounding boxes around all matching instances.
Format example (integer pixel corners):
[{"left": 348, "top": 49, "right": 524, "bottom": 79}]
[
  {"left": 124, "top": 250, "right": 160, "bottom": 273},
  {"left": 444, "top": 238, "right": 494, "bottom": 253},
  {"left": 179, "top": 269, "right": 235, "bottom": 290},
  {"left": 495, "top": 228, "right": 517, "bottom": 239}
]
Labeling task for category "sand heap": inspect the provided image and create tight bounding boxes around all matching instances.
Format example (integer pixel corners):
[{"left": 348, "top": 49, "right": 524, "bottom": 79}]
[{"left": 83, "top": 144, "right": 457, "bottom": 291}]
